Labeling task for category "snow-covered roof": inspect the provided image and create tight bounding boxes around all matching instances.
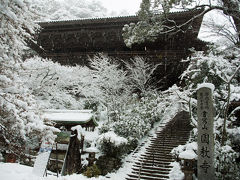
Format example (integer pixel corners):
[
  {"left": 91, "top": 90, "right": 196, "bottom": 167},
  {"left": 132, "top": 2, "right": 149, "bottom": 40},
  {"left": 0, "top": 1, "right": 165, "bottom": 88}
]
[
  {"left": 43, "top": 109, "right": 97, "bottom": 125},
  {"left": 85, "top": 147, "right": 99, "bottom": 153}
]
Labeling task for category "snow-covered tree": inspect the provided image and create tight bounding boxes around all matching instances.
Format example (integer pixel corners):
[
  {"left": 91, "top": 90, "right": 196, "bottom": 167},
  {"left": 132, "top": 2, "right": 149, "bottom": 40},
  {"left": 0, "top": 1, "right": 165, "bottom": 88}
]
[
  {"left": 0, "top": 0, "right": 58, "bottom": 156},
  {"left": 30, "top": 0, "right": 107, "bottom": 21},
  {"left": 124, "top": 57, "right": 159, "bottom": 95},
  {"left": 84, "top": 55, "right": 128, "bottom": 120},
  {"left": 179, "top": 46, "right": 240, "bottom": 179},
  {"left": 123, "top": 0, "right": 240, "bottom": 47},
  {"left": 21, "top": 57, "right": 86, "bottom": 109}
]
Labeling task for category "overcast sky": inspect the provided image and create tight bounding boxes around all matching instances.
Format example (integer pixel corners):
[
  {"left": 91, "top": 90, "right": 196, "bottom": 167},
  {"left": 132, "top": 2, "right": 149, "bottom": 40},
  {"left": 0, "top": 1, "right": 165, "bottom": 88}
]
[{"left": 99, "top": 0, "right": 142, "bottom": 15}]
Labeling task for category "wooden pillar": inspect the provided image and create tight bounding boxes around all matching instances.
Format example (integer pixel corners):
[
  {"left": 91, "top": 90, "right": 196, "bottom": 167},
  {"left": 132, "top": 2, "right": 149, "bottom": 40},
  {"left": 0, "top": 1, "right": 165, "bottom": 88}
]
[{"left": 65, "top": 130, "right": 81, "bottom": 174}]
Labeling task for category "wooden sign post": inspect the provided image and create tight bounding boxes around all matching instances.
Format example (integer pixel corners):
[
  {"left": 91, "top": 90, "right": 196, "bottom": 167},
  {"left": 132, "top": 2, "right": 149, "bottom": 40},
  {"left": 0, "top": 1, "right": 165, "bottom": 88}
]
[{"left": 197, "top": 85, "right": 215, "bottom": 180}]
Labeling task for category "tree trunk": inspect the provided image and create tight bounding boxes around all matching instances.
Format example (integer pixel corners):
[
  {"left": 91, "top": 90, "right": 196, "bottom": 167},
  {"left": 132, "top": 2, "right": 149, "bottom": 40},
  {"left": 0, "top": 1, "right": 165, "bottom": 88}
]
[{"left": 222, "top": 0, "right": 240, "bottom": 40}]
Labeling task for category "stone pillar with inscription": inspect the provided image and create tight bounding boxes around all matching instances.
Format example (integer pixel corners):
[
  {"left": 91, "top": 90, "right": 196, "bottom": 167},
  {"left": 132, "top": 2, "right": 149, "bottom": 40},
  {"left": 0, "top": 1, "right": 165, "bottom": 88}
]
[{"left": 197, "top": 85, "right": 215, "bottom": 180}]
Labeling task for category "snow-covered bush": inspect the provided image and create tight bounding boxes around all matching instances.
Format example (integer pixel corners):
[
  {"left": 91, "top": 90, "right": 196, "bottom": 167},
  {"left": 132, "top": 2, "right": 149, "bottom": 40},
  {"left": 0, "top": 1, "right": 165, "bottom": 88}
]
[
  {"left": 113, "top": 92, "right": 162, "bottom": 140},
  {"left": 97, "top": 131, "right": 128, "bottom": 157},
  {"left": 215, "top": 142, "right": 240, "bottom": 179},
  {"left": 83, "top": 164, "right": 101, "bottom": 178}
]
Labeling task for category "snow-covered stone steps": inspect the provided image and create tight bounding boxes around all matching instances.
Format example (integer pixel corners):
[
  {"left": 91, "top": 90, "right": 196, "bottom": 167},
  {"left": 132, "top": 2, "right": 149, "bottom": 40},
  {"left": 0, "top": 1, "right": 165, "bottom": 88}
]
[
  {"left": 127, "top": 173, "right": 169, "bottom": 180},
  {"left": 140, "top": 154, "right": 173, "bottom": 161},
  {"left": 126, "top": 111, "right": 192, "bottom": 180},
  {"left": 132, "top": 164, "right": 172, "bottom": 171},
  {"left": 134, "top": 161, "right": 171, "bottom": 168},
  {"left": 137, "top": 157, "right": 173, "bottom": 164},
  {"left": 132, "top": 167, "right": 170, "bottom": 174},
  {"left": 147, "top": 143, "right": 187, "bottom": 149}
]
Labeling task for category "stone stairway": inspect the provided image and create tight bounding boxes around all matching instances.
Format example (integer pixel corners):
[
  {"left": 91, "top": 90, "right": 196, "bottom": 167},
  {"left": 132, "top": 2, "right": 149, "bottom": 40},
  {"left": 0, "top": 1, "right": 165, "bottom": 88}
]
[{"left": 126, "top": 111, "right": 192, "bottom": 180}]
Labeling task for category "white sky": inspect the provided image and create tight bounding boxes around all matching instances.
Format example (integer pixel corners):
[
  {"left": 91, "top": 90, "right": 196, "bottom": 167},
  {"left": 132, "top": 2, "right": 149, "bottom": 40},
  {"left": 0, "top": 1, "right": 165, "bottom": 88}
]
[{"left": 99, "top": 0, "right": 142, "bottom": 15}]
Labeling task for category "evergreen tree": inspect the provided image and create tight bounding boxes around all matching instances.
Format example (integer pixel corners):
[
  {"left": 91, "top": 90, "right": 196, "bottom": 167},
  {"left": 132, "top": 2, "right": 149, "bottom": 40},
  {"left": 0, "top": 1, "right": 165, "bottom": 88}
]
[{"left": 123, "top": 0, "right": 240, "bottom": 47}]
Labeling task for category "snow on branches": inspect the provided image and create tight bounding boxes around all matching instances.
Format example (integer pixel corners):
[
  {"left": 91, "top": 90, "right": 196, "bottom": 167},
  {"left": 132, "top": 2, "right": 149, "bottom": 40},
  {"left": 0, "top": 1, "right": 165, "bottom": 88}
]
[{"left": 0, "top": 0, "right": 58, "bottom": 155}]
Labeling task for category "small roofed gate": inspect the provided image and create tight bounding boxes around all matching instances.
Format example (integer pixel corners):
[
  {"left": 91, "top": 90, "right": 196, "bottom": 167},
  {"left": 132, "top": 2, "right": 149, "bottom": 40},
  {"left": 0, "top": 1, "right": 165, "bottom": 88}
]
[
  {"left": 35, "top": 9, "right": 206, "bottom": 89},
  {"left": 43, "top": 110, "right": 98, "bottom": 175}
]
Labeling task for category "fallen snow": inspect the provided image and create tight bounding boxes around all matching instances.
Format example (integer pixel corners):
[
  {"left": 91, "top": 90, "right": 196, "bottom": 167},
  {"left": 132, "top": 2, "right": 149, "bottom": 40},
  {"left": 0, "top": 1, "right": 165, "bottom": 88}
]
[
  {"left": 0, "top": 119, "right": 171, "bottom": 180},
  {"left": 85, "top": 147, "right": 99, "bottom": 153},
  {"left": 169, "top": 162, "right": 184, "bottom": 180},
  {"left": 197, "top": 83, "right": 215, "bottom": 92},
  {"left": 85, "top": 130, "right": 99, "bottom": 142},
  {"left": 0, "top": 163, "right": 125, "bottom": 180},
  {"left": 71, "top": 125, "right": 85, "bottom": 140},
  {"left": 97, "top": 131, "right": 128, "bottom": 147},
  {"left": 179, "top": 149, "right": 197, "bottom": 160},
  {"left": 43, "top": 110, "right": 93, "bottom": 122},
  {"left": 171, "top": 142, "right": 198, "bottom": 160}
]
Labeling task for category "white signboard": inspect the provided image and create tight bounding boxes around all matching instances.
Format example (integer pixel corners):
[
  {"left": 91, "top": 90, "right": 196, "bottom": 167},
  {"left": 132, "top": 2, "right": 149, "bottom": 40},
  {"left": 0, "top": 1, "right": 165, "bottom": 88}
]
[{"left": 32, "top": 142, "right": 52, "bottom": 177}]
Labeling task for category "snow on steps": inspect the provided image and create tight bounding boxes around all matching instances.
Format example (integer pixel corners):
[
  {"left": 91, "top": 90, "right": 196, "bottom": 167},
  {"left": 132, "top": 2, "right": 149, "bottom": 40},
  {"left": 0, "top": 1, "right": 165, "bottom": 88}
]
[{"left": 126, "top": 111, "right": 192, "bottom": 180}]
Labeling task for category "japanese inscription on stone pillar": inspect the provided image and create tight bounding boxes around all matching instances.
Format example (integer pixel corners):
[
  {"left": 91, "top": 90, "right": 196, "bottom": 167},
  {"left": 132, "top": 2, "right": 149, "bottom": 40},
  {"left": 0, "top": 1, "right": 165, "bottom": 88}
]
[{"left": 197, "top": 86, "right": 215, "bottom": 180}]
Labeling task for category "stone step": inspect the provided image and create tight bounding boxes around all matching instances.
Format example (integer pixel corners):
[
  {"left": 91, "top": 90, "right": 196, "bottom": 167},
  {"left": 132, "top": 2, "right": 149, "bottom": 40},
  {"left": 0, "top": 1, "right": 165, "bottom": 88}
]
[
  {"left": 140, "top": 154, "right": 172, "bottom": 160},
  {"left": 155, "top": 132, "right": 191, "bottom": 136},
  {"left": 133, "top": 164, "right": 172, "bottom": 171},
  {"left": 144, "top": 152, "right": 172, "bottom": 157},
  {"left": 132, "top": 168, "right": 170, "bottom": 175},
  {"left": 132, "top": 166, "right": 171, "bottom": 173},
  {"left": 131, "top": 171, "right": 169, "bottom": 178},
  {"left": 148, "top": 143, "right": 186, "bottom": 149},
  {"left": 151, "top": 140, "right": 189, "bottom": 144},
  {"left": 135, "top": 161, "right": 171, "bottom": 168},
  {"left": 136, "top": 157, "right": 174, "bottom": 165},
  {"left": 149, "top": 143, "right": 187, "bottom": 147},
  {"left": 126, "top": 174, "right": 168, "bottom": 180},
  {"left": 145, "top": 147, "right": 173, "bottom": 152},
  {"left": 150, "top": 138, "right": 189, "bottom": 145},
  {"left": 139, "top": 156, "right": 173, "bottom": 163}
]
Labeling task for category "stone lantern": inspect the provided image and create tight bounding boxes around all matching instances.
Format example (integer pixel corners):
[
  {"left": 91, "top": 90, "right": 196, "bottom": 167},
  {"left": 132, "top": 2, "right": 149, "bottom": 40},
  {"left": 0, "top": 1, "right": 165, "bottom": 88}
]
[
  {"left": 179, "top": 150, "right": 197, "bottom": 180},
  {"left": 86, "top": 147, "right": 99, "bottom": 166}
]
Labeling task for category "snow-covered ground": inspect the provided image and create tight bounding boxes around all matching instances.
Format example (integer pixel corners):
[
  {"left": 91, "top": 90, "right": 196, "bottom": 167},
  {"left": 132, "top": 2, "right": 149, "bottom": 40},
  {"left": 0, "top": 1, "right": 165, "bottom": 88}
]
[
  {"left": 0, "top": 109, "right": 179, "bottom": 180},
  {"left": 0, "top": 162, "right": 133, "bottom": 180},
  {"left": 0, "top": 163, "right": 104, "bottom": 180}
]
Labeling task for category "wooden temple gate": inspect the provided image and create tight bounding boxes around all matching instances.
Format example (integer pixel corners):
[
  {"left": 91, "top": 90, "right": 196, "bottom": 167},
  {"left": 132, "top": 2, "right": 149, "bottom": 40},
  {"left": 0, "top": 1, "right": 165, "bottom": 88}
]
[{"left": 34, "top": 9, "right": 206, "bottom": 89}]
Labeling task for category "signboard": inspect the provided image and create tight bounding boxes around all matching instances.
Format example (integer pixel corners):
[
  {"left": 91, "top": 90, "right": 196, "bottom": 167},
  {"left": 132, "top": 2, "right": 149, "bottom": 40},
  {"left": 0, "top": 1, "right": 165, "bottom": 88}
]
[
  {"left": 32, "top": 142, "right": 52, "bottom": 177},
  {"left": 197, "top": 86, "right": 215, "bottom": 180}
]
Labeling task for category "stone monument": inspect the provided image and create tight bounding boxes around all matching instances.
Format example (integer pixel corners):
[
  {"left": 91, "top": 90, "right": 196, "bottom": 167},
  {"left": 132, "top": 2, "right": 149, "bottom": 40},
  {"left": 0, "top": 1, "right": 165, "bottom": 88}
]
[{"left": 197, "top": 84, "right": 215, "bottom": 180}]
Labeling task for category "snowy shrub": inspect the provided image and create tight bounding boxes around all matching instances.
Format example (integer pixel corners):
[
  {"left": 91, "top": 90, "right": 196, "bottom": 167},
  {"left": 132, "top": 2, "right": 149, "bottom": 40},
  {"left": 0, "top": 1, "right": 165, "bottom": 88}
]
[
  {"left": 83, "top": 164, "right": 101, "bottom": 178},
  {"left": 112, "top": 92, "right": 163, "bottom": 140},
  {"left": 215, "top": 143, "right": 240, "bottom": 179},
  {"left": 97, "top": 131, "right": 128, "bottom": 157}
]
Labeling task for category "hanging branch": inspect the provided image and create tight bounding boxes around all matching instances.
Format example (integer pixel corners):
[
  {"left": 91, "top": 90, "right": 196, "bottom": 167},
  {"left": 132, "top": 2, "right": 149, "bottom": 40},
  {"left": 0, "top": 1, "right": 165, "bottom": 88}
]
[{"left": 221, "top": 65, "right": 240, "bottom": 146}]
